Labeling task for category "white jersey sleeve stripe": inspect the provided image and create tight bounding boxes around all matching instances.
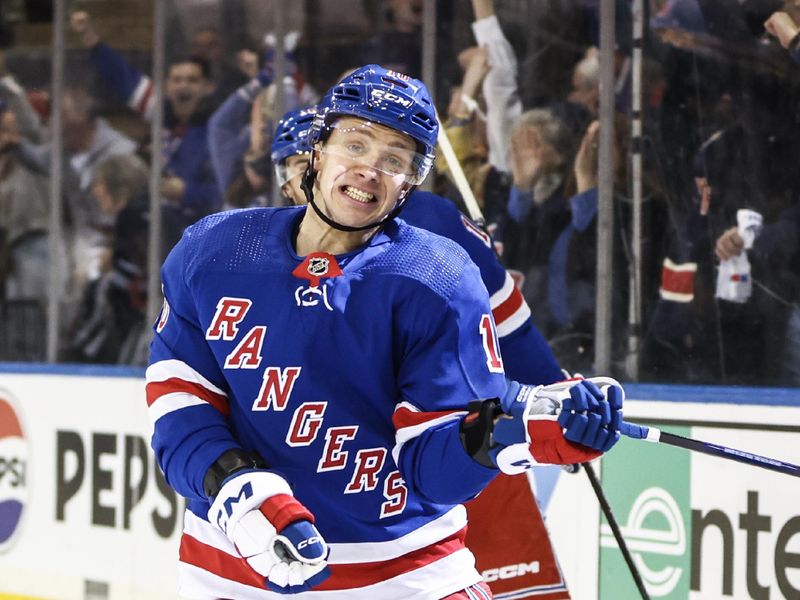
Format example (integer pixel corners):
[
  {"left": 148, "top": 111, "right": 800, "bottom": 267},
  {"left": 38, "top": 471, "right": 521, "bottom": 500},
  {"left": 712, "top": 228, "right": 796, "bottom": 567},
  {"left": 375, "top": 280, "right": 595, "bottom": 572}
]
[
  {"left": 148, "top": 392, "right": 209, "bottom": 424},
  {"left": 127, "top": 76, "right": 154, "bottom": 118},
  {"left": 146, "top": 360, "right": 230, "bottom": 418},
  {"left": 146, "top": 359, "right": 226, "bottom": 395},
  {"left": 489, "top": 272, "right": 515, "bottom": 310}
]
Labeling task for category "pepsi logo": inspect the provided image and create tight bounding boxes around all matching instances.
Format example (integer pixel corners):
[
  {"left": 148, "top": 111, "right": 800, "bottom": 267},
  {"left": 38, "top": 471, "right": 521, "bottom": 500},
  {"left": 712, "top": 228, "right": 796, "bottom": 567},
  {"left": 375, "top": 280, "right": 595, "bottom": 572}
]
[{"left": 0, "top": 390, "right": 29, "bottom": 553}]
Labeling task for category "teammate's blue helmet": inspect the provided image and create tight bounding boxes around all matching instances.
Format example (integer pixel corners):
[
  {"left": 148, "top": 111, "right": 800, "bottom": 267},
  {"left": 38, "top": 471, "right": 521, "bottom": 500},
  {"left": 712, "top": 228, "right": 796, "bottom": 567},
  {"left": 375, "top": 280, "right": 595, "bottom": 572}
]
[
  {"left": 270, "top": 105, "right": 318, "bottom": 164},
  {"left": 271, "top": 105, "right": 318, "bottom": 186},
  {"left": 308, "top": 64, "right": 438, "bottom": 185}
]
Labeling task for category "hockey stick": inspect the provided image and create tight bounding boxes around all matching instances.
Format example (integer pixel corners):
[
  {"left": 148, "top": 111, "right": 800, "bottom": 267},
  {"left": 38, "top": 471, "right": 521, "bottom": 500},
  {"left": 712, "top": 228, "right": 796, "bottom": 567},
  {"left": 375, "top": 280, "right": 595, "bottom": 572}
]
[
  {"left": 436, "top": 116, "right": 486, "bottom": 230},
  {"left": 581, "top": 461, "right": 651, "bottom": 600},
  {"left": 620, "top": 421, "right": 800, "bottom": 478}
]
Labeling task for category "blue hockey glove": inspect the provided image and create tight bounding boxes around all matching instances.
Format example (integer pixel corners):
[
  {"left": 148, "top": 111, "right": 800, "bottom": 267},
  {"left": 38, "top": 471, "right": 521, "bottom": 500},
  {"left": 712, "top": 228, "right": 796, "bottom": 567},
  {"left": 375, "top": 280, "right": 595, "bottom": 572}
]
[
  {"left": 489, "top": 378, "right": 624, "bottom": 474},
  {"left": 557, "top": 379, "right": 623, "bottom": 452},
  {"left": 208, "top": 469, "right": 330, "bottom": 593}
]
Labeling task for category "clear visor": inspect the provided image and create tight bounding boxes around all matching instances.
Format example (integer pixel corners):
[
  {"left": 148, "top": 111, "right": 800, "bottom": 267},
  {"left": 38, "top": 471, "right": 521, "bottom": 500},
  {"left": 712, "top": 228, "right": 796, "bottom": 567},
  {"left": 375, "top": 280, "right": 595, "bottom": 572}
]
[
  {"left": 274, "top": 153, "right": 311, "bottom": 186},
  {"left": 318, "top": 120, "right": 433, "bottom": 186}
]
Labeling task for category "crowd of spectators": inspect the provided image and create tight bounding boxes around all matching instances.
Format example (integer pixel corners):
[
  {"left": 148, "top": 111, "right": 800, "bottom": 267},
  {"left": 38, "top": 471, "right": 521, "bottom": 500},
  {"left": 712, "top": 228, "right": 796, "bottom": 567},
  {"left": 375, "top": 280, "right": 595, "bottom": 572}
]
[{"left": 0, "top": 0, "right": 798, "bottom": 388}]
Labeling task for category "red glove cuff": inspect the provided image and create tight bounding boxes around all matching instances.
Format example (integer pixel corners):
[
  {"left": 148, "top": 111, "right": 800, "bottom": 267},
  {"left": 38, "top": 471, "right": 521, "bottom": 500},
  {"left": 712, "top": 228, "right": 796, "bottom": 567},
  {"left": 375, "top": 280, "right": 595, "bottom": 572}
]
[
  {"left": 260, "top": 494, "right": 315, "bottom": 532},
  {"left": 528, "top": 420, "right": 602, "bottom": 465}
]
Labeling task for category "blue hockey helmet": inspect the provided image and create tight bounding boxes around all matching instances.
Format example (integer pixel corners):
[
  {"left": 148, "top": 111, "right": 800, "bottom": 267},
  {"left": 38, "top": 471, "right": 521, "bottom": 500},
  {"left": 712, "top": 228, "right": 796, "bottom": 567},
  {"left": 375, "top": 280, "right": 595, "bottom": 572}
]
[
  {"left": 308, "top": 64, "right": 438, "bottom": 185},
  {"left": 271, "top": 104, "right": 318, "bottom": 164},
  {"left": 271, "top": 105, "right": 318, "bottom": 185}
]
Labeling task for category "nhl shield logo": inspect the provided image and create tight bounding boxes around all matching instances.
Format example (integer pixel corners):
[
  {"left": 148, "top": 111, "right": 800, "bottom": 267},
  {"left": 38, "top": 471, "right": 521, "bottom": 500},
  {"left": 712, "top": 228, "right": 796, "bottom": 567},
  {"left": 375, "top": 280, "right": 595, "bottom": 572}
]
[
  {"left": 308, "top": 256, "right": 330, "bottom": 278},
  {"left": 292, "top": 252, "right": 343, "bottom": 288}
]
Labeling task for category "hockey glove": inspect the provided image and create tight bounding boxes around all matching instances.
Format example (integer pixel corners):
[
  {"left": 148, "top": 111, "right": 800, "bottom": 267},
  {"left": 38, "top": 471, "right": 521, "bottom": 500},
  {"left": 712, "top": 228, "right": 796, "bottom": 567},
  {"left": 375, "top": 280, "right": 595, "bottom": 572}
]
[
  {"left": 208, "top": 469, "right": 330, "bottom": 594},
  {"left": 489, "top": 378, "right": 624, "bottom": 474},
  {"left": 557, "top": 378, "right": 623, "bottom": 451}
]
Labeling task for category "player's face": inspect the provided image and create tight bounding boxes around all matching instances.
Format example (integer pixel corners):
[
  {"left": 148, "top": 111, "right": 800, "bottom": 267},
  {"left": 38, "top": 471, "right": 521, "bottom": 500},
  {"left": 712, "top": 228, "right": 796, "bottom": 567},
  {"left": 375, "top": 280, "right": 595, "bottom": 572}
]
[
  {"left": 313, "top": 117, "right": 414, "bottom": 228},
  {"left": 282, "top": 154, "right": 311, "bottom": 205}
]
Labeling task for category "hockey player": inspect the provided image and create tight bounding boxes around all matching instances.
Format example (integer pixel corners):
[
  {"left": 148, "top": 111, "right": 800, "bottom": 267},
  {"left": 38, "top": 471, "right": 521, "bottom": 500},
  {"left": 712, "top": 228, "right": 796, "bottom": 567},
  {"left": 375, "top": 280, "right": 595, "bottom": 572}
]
[
  {"left": 271, "top": 104, "right": 564, "bottom": 386},
  {"left": 272, "top": 104, "right": 572, "bottom": 599},
  {"left": 147, "top": 64, "right": 623, "bottom": 599}
]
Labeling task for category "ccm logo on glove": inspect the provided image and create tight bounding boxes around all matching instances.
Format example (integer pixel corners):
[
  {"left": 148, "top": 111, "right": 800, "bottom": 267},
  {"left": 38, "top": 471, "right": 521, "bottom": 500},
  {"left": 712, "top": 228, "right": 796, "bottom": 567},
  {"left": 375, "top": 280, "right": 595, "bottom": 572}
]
[{"left": 297, "top": 536, "right": 323, "bottom": 550}]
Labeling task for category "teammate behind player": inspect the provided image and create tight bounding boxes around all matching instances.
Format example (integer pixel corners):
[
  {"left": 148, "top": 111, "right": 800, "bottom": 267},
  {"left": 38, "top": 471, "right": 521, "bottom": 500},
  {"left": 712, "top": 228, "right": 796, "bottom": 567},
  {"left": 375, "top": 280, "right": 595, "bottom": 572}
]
[
  {"left": 147, "top": 64, "right": 623, "bottom": 599},
  {"left": 271, "top": 105, "right": 317, "bottom": 206}
]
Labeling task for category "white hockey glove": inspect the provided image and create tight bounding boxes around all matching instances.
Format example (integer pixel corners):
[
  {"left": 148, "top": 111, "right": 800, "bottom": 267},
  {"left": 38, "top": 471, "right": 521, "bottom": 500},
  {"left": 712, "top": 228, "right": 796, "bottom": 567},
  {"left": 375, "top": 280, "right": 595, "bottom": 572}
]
[
  {"left": 208, "top": 469, "right": 330, "bottom": 594},
  {"left": 489, "top": 377, "right": 624, "bottom": 474}
]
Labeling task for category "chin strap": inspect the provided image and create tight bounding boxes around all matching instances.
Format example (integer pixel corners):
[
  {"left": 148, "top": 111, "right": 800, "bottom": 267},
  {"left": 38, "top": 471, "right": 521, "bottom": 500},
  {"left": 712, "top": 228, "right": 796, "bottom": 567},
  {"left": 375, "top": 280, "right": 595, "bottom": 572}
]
[{"left": 300, "top": 157, "right": 413, "bottom": 233}]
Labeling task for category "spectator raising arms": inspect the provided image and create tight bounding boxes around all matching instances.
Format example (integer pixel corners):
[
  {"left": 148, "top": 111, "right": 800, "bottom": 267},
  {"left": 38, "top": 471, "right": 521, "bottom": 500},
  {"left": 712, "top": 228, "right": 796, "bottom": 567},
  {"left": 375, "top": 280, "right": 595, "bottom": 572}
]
[{"left": 70, "top": 9, "right": 222, "bottom": 228}]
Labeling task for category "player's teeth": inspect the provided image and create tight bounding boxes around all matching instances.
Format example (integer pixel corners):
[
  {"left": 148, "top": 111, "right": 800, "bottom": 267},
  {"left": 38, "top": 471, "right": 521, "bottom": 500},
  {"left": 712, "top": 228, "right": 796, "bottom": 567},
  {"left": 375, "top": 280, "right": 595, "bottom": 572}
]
[{"left": 344, "top": 186, "right": 374, "bottom": 203}]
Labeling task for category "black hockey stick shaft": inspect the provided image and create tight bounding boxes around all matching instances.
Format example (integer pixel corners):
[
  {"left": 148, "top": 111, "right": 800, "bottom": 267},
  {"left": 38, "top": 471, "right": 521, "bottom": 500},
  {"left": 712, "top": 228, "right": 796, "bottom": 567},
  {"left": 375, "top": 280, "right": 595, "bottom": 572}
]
[
  {"left": 581, "top": 461, "right": 651, "bottom": 600},
  {"left": 621, "top": 422, "right": 800, "bottom": 478}
]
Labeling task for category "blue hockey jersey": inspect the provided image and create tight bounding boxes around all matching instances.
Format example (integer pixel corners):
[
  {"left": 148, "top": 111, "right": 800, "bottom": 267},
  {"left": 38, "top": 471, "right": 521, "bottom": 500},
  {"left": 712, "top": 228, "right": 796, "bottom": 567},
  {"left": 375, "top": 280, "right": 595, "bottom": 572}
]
[{"left": 146, "top": 205, "right": 508, "bottom": 599}]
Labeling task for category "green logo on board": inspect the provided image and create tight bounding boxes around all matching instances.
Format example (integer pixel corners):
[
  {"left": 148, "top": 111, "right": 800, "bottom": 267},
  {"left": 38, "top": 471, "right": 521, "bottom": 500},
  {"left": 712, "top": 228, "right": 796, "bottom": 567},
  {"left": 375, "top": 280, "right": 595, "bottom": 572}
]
[{"left": 599, "top": 428, "right": 692, "bottom": 598}]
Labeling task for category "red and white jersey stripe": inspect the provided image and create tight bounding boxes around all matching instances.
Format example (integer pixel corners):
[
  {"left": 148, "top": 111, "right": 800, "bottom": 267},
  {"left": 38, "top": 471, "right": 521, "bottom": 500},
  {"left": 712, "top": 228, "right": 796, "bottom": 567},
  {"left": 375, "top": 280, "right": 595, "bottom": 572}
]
[
  {"left": 490, "top": 272, "right": 532, "bottom": 338},
  {"left": 659, "top": 257, "right": 697, "bottom": 303},
  {"left": 145, "top": 359, "right": 230, "bottom": 424},
  {"left": 127, "top": 76, "right": 155, "bottom": 120}
]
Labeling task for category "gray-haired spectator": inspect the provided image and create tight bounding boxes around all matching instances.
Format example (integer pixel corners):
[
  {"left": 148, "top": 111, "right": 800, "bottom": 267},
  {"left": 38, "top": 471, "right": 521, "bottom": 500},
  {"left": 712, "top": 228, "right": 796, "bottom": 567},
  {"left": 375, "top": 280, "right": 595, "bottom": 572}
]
[
  {"left": 69, "top": 153, "right": 180, "bottom": 365},
  {"left": 91, "top": 153, "right": 149, "bottom": 218},
  {"left": 566, "top": 46, "right": 600, "bottom": 118},
  {"left": 500, "top": 107, "right": 574, "bottom": 321}
]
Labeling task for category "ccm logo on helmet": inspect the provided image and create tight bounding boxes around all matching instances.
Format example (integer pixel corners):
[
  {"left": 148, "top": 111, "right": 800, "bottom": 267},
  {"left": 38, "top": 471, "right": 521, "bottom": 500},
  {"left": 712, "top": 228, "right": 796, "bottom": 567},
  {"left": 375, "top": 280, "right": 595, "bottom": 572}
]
[
  {"left": 482, "top": 561, "right": 540, "bottom": 582},
  {"left": 297, "top": 536, "right": 322, "bottom": 550},
  {"left": 371, "top": 89, "right": 413, "bottom": 109}
]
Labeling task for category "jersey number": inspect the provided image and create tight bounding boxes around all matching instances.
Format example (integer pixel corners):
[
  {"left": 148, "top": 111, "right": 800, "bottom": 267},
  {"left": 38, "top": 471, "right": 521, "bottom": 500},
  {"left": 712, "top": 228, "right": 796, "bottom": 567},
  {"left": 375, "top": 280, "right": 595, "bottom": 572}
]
[{"left": 480, "top": 314, "right": 504, "bottom": 373}]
